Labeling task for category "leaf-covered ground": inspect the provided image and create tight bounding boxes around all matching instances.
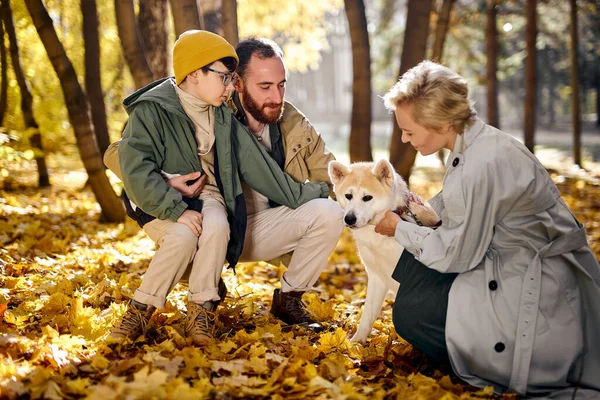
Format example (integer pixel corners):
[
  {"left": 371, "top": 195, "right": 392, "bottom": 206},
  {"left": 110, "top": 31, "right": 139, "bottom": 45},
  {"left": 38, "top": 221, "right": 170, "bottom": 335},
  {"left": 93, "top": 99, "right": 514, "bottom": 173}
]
[{"left": 1, "top": 152, "right": 599, "bottom": 400}]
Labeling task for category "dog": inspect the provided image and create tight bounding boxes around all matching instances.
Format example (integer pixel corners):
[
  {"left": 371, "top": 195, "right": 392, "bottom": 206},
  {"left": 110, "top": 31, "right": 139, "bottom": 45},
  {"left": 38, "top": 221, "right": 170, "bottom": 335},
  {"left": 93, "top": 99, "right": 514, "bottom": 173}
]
[{"left": 328, "top": 159, "right": 440, "bottom": 342}]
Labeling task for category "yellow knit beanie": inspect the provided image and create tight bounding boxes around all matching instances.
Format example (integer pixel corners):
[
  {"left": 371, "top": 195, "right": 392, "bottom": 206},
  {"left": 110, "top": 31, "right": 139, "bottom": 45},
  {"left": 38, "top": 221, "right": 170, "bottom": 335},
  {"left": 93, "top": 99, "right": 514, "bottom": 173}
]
[{"left": 172, "top": 30, "right": 238, "bottom": 85}]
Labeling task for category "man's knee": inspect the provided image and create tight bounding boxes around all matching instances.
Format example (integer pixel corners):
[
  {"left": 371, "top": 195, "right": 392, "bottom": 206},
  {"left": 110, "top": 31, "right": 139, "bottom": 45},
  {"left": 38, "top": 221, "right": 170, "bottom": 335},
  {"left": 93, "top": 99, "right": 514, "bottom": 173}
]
[{"left": 309, "top": 198, "right": 344, "bottom": 230}]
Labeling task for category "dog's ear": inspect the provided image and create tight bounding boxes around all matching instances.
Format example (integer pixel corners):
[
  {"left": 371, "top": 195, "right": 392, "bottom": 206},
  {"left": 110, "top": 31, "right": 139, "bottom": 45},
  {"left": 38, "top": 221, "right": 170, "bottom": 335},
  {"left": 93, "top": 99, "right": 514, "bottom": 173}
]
[
  {"left": 372, "top": 159, "right": 395, "bottom": 187},
  {"left": 328, "top": 161, "right": 351, "bottom": 185}
]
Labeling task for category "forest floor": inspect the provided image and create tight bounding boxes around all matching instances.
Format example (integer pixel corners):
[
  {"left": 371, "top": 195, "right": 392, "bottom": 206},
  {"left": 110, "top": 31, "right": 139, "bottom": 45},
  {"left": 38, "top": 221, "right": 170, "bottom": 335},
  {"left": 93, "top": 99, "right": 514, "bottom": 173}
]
[{"left": 1, "top": 150, "right": 599, "bottom": 399}]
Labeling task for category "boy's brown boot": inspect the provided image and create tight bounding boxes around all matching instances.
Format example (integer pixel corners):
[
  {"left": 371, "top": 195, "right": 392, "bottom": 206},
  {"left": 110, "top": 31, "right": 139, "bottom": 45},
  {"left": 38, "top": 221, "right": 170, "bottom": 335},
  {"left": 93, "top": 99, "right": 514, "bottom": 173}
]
[
  {"left": 110, "top": 300, "right": 156, "bottom": 341},
  {"left": 270, "top": 289, "right": 324, "bottom": 332},
  {"left": 186, "top": 301, "right": 218, "bottom": 346}
]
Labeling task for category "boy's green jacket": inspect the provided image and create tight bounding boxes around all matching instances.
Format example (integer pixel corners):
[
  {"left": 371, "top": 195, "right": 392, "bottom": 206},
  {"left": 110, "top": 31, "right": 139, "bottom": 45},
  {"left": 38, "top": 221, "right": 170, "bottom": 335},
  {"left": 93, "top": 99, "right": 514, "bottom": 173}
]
[{"left": 118, "top": 78, "right": 329, "bottom": 267}]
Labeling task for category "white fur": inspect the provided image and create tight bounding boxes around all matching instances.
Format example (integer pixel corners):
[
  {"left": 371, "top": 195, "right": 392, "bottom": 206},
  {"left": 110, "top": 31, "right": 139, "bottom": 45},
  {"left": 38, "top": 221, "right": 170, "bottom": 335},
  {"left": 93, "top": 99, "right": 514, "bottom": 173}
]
[{"left": 328, "top": 159, "right": 438, "bottom": 342}]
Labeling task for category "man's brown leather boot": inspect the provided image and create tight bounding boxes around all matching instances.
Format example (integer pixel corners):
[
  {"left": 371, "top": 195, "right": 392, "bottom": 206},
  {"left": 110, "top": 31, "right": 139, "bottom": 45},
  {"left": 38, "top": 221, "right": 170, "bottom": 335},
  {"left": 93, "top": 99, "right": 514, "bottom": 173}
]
[{"left": 270, "top": 289, "right": 324, "bottom": 332}]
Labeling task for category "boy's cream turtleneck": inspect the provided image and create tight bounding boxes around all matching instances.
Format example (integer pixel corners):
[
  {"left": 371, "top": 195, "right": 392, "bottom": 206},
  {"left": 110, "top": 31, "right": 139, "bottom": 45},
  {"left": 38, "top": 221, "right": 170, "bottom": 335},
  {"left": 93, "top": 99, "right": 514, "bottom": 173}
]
[{"left": 175, "top": 85, "right": 222, "bottom": 202}]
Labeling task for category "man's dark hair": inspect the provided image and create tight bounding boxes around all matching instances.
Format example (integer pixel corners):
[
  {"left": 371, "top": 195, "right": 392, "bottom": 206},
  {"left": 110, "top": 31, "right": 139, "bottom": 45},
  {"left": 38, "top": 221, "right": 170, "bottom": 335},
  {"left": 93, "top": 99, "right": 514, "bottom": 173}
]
[{"left": 235, "top": 38, "right": 284, "bottom": 80}]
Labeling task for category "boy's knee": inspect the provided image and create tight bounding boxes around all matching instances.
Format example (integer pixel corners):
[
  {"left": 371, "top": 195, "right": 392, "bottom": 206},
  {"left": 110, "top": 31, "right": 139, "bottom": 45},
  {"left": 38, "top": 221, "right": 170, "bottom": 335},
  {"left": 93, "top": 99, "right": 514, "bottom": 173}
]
[
  {"left": 164, "top": 224, "right": 199, "bottom": 255},
  {"left": 202, "top": 213, "right": 230, "bottom": 240}
]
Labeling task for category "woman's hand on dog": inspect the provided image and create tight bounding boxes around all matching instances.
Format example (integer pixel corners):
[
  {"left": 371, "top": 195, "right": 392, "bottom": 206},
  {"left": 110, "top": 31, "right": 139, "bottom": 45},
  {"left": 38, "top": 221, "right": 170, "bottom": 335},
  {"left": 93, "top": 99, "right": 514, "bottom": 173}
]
[
  {"left": 407, "top": 192, "right": 424, "bottom": 205},
  {"left": 375, "top": 211, "right": 401, "bottom": 237}
]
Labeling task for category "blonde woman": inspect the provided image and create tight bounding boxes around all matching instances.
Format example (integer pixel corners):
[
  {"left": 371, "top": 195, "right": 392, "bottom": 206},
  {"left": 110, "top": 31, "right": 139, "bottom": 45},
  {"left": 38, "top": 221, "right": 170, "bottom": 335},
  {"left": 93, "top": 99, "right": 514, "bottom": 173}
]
[{"left": 376, "top": 60, "right": 600, "bottom": 398}]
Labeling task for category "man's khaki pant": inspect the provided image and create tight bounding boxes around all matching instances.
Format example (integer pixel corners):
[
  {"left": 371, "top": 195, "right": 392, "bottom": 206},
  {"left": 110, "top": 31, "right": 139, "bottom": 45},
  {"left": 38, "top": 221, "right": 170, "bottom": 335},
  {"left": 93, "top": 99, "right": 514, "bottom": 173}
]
[{"left": 133, "top": 197, "right": 343, "bottom": 308}]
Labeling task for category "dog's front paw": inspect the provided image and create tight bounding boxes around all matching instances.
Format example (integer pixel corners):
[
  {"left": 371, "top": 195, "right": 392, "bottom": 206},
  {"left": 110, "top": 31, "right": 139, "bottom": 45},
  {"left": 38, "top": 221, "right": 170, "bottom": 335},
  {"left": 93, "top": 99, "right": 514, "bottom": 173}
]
[
  {"left": 409, "top": 202, "right": 440, "bottom": 227},
  {"left": 350, "top": 331, "right": 369, "bottom": 343}
]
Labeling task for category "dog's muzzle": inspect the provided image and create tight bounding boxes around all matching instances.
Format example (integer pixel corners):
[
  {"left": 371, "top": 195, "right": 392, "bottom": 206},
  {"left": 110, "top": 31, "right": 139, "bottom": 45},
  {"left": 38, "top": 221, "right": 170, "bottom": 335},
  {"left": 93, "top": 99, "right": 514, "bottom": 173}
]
[{"left": 344, "top": 213, "right": 357, "bottom": 227}]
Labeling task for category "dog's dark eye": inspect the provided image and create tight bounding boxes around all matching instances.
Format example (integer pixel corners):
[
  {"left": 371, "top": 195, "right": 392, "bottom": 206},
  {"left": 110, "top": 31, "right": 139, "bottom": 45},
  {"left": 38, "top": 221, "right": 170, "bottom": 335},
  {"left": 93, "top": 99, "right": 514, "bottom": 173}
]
[
  {"left": 362, "top": 195, "right": 373, "bottom": 202},
  {"left": 345, "top": 194, "right": 353, "bottom": 200}
]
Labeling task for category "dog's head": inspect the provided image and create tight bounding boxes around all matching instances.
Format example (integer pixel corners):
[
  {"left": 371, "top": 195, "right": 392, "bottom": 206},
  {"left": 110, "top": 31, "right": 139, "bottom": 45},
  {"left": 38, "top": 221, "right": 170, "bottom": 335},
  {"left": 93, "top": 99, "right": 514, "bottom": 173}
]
[{"left": 328, "top": 159, "right": 408, "bottom": 229}]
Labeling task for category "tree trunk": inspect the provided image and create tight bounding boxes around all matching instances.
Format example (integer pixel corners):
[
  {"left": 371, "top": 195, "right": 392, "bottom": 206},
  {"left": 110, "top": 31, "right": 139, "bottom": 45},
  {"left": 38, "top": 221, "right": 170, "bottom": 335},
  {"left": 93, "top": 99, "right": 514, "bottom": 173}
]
[
  {"left": 569, "top": 0, "right": 581, "bottom": 166},
  {"left": 200, "top": 0, "right": 221, "bottom": 34},
  {"left": 139, "top": 0, "right": 169, "bottom": 78},
  {"left": 115, "top": 0, "right": 153, "bottom": 89},
  {"left": 547, "top": 49, "right": 556, "bottom": 126},
  {"left": 431, "top": 0, "right": 455, "bottom": 167},
  {"left": 24, "top": 0, "right": 125, "bottom": 221},
  {"left": 523, "top": 0, "right": 537, "bottom": 154},
  {"left": 389, "top": 0, "right": 433, "bottom": 183},
  {"left": 431, "top": 0, "right": 454, "bottom": 62},
  {"left": 0, "top": 15, "right": 7, "bottom": 126},
  {"left": 486, "top": 0, "right": 499, "bottom": 129},
  {"left": 169, "top": 0, "right": 204, "bottom": 38},
  {"left": 1, "top": 0, "right": 50, "bottom": 187},
  {"left": 595, "top": 64, "right": 600, "bottom": 128},
  {"left": 81, "top": 0, "right": 110, "bottom": 157},
  {"left": 345, "top": 0, "right": 372, "bottom": 162},
  {"left": 221, "top": 0, "right": 238, "bottom": 47}
]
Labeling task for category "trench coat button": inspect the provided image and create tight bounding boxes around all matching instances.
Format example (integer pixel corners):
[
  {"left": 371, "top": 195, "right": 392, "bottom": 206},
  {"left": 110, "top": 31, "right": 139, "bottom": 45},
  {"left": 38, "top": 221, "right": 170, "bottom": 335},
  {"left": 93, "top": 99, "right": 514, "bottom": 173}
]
[
  {"left": 494, "top": 342, "right": 505, "bottom": 353},
  {"left": 292, "top": 148, "right": 297, "bottom": 152},
  {"left": 452, "top": 157, "right": 459, "bottom": 167},
  {"left": 488, "top": 280, "right": 498, "bottom": 291}
]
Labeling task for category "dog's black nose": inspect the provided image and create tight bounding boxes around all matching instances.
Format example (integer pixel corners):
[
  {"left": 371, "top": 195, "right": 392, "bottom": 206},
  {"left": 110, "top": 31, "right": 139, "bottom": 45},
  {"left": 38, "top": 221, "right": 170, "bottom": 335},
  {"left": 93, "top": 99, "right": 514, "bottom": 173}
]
[{"left": 344, "top": 214, "right": 357, "bottom": 226}]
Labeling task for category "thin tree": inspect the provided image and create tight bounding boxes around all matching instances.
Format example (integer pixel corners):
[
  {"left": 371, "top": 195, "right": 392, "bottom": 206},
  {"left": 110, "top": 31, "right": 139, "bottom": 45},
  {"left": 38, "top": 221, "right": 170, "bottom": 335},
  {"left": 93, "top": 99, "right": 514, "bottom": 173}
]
[
  {"left": 594, "top": 64, "right": 600, "bottom": 128},
  {"left": 524, "top": 0, "right": 537, "bottom": 153},
  {"left": 1, "top": 0, "right": 50, "bottom": 187},
  {"left": 345, "top": 0, "right": 373, "bottom": 162},
  {"left": 569, "top": 0, "right": 581, "bottom": 166},
  {"left": 169, "top": 0, "right": 204, "bottom": 38},
  {"left": 389, "top": 0, "right": 433, "bottom": 183},
  {"left": 545, "top": 49, "right": 557, "bottom": 127},
  {"left": 431, "top": 0, "right": 455, "bottom": 166},
  {"left": 431, "top": 0, "right": 455, "bottom": 62},
  {"left": 115, "top": 0, "right": 153, "bottom": 88},
  {"left": 200, "top": 0, "right": 221, "bottom": 34},
  {"left": 0, "top": 15, "right": 7, "bottom": 126},
  {"left": 24, "top": 0, "right": 125, "bottom": 221},
  {"left": 221, "top": 0, "right": 239, "bottom": 47},
  {"left": 81, "top": 0, "right": 110, "bottom": 156},
  {"left": 486, "top": 0, "right": 500, "bottom": 128},
  {"left": 139, "top": 0, "right": 169, "bottom": 78}
]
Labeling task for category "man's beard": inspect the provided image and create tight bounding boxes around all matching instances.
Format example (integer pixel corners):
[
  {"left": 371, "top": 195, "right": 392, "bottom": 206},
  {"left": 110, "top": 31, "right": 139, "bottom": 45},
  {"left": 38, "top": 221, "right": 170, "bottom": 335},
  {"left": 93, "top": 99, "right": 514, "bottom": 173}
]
[{"left": 240, "top": 89, "right": 284, "bottom": 125}]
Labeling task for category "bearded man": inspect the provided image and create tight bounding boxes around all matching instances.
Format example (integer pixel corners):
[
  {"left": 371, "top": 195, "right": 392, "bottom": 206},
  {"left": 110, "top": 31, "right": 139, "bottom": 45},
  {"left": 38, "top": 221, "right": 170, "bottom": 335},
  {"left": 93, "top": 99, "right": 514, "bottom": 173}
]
[{"left": 104, "top": 36, "right": 343, "bottom": 337}]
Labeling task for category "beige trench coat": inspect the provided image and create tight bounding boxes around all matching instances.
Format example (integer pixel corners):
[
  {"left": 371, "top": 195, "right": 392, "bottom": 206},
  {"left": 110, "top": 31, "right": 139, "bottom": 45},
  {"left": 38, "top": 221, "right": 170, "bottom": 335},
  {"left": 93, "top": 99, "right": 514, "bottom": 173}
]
[{"left": 394, "top": 118, "right": 600, "bottom": 398}]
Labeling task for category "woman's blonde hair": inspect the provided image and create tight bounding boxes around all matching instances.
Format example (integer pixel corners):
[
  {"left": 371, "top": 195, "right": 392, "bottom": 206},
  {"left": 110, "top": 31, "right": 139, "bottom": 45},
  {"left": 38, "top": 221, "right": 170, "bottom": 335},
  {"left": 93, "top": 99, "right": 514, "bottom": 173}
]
[{"left": 383, "top": 61, "right": 476, "bottom": 134}]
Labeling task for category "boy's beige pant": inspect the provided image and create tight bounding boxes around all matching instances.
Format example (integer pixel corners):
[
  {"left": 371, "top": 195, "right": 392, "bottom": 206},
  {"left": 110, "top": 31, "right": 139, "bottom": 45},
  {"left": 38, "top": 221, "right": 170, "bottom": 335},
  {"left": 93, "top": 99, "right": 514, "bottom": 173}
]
[{"left": 133, "top": 197, "right": 344, "bottom": 308}]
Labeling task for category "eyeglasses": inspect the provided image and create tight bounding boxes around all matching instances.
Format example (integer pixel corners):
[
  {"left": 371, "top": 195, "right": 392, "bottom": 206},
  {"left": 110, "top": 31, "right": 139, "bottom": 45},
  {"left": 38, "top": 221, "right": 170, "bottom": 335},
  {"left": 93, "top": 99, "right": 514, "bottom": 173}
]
[{"left": 207, "top": 67, "right": 236, "bottom": 86}]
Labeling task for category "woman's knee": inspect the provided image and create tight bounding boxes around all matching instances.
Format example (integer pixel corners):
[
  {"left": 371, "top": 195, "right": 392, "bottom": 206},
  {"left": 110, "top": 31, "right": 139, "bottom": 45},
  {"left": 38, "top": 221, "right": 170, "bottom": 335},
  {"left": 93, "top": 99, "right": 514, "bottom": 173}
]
[{"left": 392, "top": 301, "right": 416, "bottom": 340}]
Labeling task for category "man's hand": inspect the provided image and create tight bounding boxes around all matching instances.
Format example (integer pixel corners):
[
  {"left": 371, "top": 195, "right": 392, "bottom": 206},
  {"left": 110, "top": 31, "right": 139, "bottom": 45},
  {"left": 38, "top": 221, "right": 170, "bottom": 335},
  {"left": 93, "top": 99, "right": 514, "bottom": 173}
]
[
  {"left": 177, "top": 210, "right": 203, "bottom": 236},
  {"left": 374, "top": 211, "right": 401, "bottom": 237},
  {"left": 167, "top": 172, "right": 206, "bottom": 198}
]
